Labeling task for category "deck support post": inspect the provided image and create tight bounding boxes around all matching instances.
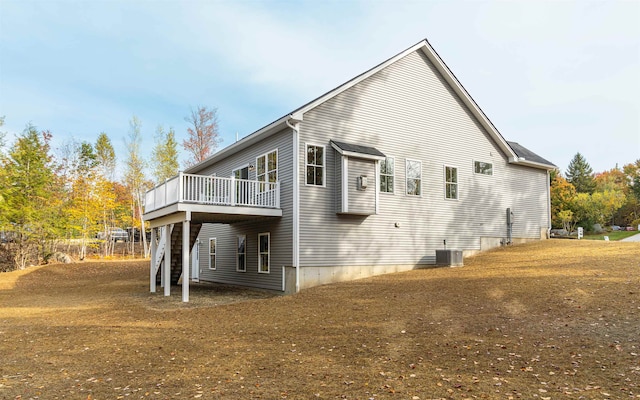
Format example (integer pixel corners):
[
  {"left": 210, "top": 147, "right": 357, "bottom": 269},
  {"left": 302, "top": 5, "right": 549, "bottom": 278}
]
[
  {"left": 182, "top": 217, "right": 190, "bottom": 303},
  {"left": 164, "top": 224, "right": 171, "bottom": 297},
  {"left": 150, "top": 227, "right": 157, "bottom": 293}
]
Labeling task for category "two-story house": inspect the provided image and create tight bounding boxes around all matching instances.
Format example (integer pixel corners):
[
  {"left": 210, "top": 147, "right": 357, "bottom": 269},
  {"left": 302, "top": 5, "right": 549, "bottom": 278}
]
[{"left": 143, "top": 39, "right": 555, "bottom": 302}]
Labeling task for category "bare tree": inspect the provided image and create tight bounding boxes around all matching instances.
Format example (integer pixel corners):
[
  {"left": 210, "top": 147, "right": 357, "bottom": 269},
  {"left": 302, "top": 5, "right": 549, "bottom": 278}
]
[
  {"left": 123, "top": 116, "right": 149, "bottom": 257},
  {"left": 183, "top": 105, "right": 221, "bottom": 168}
]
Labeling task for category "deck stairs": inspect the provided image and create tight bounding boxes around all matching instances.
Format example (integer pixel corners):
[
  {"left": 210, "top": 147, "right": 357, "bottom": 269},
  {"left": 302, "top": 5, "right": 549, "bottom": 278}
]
[{"left": 153, "top": 223, "right": 202, "bottom": 285}]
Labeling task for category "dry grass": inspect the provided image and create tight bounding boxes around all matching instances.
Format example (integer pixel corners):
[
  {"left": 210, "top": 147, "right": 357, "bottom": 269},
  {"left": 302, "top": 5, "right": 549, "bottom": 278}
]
[{"left": 1, "top": 240, "right": 638, "bottom": 399}]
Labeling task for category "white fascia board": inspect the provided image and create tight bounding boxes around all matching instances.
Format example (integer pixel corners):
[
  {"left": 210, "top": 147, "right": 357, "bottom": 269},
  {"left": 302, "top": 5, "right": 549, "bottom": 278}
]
[
  {"left": 417, "top": 42, "right": 518, "bottom": 161},
  {"left": 185, "top": 115, "right": 292, "bottom": 174},
  {"left": 509, "top": 158, "right": 556, "bottom": 171}
]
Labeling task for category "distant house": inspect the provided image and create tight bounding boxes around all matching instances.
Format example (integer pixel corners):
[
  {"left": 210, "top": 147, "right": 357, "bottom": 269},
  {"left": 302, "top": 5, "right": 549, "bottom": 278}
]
[{"left": 143, "top": 39, "right": 555, "bottom": 301}]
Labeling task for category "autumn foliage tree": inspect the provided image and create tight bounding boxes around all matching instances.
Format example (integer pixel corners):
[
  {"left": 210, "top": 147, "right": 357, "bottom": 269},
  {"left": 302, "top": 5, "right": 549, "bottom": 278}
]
[
  {"left": 183, "top": 106, "right": 221, "bottom": 168},
  {"left": 95, "top": 132, "right": 116, "bottom": 180},
  {"left": 65, "top": 142, "right": 100, "bottom": 260},
  {"left": 151, "top": 125, "right": 179, "bottom": 183},
  {"left": 550, "top": 175, "right": 576, "bottom": 229},
  {"left": 551, "top": 158, "right": 634, "bottom": 231}
]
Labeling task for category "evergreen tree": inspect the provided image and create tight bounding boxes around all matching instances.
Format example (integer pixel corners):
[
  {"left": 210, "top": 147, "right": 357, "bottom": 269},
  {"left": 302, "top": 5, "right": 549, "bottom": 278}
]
[
  {"left": 0, "top": 125, "right": 57, "bottom": 269},
  {"left": 565, "top": 152, "right": 595, "bottom": 193}
]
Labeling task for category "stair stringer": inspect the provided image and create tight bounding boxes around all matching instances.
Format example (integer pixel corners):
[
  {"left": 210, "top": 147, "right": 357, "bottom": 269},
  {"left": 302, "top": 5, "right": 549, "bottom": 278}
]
[{"left": 168, "top": 223, "right": 203, "bottom": 285}]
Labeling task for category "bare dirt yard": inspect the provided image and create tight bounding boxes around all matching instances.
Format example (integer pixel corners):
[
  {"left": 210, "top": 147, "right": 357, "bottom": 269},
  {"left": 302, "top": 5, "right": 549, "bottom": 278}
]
[{"left": 1, "top": 240, "right": 638, "bottom": 399}]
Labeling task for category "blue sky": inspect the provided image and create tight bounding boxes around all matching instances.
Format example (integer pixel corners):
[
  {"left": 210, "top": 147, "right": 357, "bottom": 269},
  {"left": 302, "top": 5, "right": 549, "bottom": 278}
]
[{"left": 1, "top": 0, "right": 638, "bottom": 178}]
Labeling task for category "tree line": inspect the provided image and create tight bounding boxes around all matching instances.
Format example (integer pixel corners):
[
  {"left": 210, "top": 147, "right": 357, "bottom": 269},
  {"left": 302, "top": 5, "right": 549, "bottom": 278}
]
[
  {"left": 551, "top": 152, "right": 640, "bottom": 233},
  {"left": 0, "top": 107, "right": 220, "bottom": 271}
]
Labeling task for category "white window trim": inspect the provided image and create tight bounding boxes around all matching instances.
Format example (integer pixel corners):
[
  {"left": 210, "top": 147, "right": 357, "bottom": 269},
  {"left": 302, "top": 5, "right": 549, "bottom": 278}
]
[
  {"left": 405, "top": 158, "right": 422, "bottom": 197},
  {"left": 379, "top": 156, "right": 395, "bottom": 194},
  {"left": 304, "top": 143, "right": 326, "bottom": 187},
  {"left": 473, "top": 160, "right": 493, "bottom": 176},
  {"left": 258, "top": 232, "right": 270, "bottom": 274},
  {"left": 236, "top": 234, "right": 246, "bottom": 272},
  {"left": 444, "top": 165, "right": 459, "bottom": 201},
  {"left": 208, "top": 238, "right": 217, "bottom": 270},
  {"left": 256, "top": 149, "right": 278, "bottom": 182}
]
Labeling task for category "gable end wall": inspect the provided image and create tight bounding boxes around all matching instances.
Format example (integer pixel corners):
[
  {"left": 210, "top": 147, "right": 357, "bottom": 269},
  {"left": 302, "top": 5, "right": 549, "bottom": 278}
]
[{"left": 298, "top": 49, "right": 549, "bottom": 271}]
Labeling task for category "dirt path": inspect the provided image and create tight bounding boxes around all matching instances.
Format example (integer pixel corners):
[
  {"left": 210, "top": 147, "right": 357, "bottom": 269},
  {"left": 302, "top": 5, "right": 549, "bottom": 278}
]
[{"left": 1, "top": 240, "right": 639, "bottom": 399}]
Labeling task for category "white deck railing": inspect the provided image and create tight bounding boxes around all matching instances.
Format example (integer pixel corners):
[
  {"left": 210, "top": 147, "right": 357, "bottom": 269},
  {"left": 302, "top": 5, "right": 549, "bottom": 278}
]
[{"left": 144, "top": 173, "right": 280, "bottom": 213}]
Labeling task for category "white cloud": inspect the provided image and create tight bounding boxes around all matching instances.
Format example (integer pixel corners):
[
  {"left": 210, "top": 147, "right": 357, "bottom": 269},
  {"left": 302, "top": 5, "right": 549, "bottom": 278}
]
[{"left": 1, "top": 0, "right": 638, "bottom": 176}]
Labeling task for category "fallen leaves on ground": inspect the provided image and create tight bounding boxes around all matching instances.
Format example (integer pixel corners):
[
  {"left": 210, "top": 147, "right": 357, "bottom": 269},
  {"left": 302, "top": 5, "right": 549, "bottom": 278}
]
[{"left": 0, "top": 240, "right": 638, "bottom": 398}]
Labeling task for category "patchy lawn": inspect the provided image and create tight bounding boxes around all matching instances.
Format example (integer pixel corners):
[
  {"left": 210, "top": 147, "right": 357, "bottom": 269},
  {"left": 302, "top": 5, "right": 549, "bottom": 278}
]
[
  {"left": 0, "top": 240, "right": 638, "bottom": 399},
  {"left": 583, "top": 231, "right": 638, "bottom": 241}
]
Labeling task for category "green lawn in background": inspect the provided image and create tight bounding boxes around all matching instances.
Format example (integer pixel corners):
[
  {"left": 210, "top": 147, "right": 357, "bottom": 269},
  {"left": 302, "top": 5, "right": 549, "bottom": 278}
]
[{"left": 583, "top": 230, "right": 638, "bottom": 241}]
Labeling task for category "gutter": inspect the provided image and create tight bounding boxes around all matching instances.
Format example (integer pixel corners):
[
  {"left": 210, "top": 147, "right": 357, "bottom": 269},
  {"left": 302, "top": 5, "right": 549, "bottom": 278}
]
[
  {"left": 546, "top": 170, "right": 552, "bottom": 238},
  {"left": 508, "top": 157, "right": 556, "bottom": 171}
]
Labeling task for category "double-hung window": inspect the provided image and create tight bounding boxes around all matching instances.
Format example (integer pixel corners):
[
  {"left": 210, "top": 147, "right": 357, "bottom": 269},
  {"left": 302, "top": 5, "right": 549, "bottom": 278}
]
[
  {"left": 236, "top": 235, "right": 246, "bottom": 272},
  {"left": 380, "top": 157, "right": 394, "bottom": 193},
  {"left": 445, "top": 166, "right": 458, "bottom": 200},
  {"left": 208, "top": 238, "right": 217, "bottom": 270},
  {"left": 256, "top": 150, "right": 277, "bottom": 192},
  {"left": 306, "top": 144, "right": 325, "bottom": 186},
  {"left": 258, "top": 232, "right": 270, "bottom": 273},
  {"left": 406, "top": 159, "right": 422, "bottom": 196}
]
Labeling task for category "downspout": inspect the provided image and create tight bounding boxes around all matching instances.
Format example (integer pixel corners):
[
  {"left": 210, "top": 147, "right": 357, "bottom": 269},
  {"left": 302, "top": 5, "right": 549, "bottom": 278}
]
[
  {"left": 285, "top": 118, "right": 300, "bottom": 293},
  {"left": 546, "top": 170, "right": 552, "bottom": 238}
]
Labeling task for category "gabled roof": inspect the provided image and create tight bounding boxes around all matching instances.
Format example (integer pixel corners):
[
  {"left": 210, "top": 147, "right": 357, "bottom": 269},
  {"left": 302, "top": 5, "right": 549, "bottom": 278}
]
[
  {"left": 507, "top": 141, "right": 556, "bottom": 169},
  {"left": 186, "top": 39, "right": 553, "bottom": 173}
]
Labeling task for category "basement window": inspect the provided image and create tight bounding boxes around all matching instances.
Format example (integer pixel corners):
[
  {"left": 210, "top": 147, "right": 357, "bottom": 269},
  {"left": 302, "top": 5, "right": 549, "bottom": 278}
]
[
  {"left": 258, "top": 232, "right": 270, "bottom": 274},
  {"left": 237, "top": 235, "right": 246, "bottom": 272},
  {"left": 208, "top": 238, "right": 217, "bottom": 270}
]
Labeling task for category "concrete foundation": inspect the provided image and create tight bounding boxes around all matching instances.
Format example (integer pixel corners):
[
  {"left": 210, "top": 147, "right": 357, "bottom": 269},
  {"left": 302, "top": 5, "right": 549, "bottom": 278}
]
[{"left": 298, "top": 263, "right": 428, "bottom": 290}]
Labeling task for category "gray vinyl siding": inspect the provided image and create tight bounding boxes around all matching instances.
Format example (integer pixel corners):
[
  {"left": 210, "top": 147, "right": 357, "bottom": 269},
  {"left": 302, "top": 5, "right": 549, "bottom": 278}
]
[
  {"left": 346, "top": 157, "right": 376, "bottom": 214},
  {"left": 190, "top": 128, "right": 293, "bottom": 290},
  {"left": 335, "top": 155, "right": 342, "bottom": 212},
  {"left": 298, "top": 49, "right": 549, "bottom": 268}
]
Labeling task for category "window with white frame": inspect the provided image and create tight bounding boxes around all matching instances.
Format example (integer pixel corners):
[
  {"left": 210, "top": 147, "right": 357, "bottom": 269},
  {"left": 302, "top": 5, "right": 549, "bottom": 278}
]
[
  {"left": 256, "top": 150, "right": 277, "bottom": 192},
  {"left": 474, "top": 161, "right": 493, "bottom": 176},
  {"left": 236, "top": 235, "right": 246, "bottom": 272},
  {"left": 380, "top": 156, "right": 394, "bottom": 193},
  {"left": 305, "top": 144, "right": 325, "bottom": 186},
  {"left": 406, "top": 159, "right": 422, "bottom": 196},
  {"left": 258, "top": 233, "right": 270, "bottom": 273},
  {"left": 208, "top": 238, "right": 217, "bottom": 270},
  {"left": 445, "top": 166, "right": 458, "bottom": 200}
]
